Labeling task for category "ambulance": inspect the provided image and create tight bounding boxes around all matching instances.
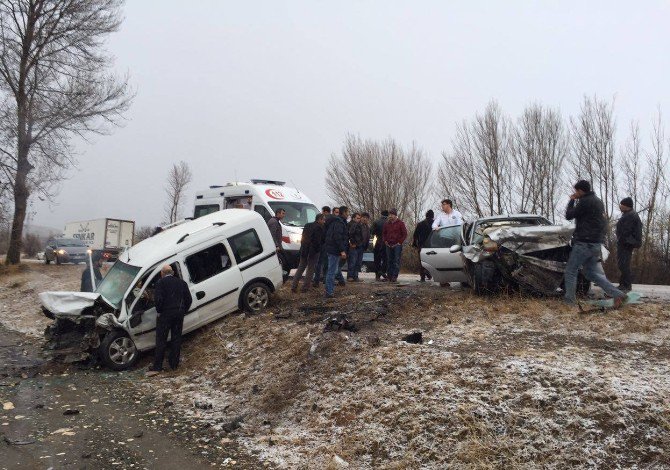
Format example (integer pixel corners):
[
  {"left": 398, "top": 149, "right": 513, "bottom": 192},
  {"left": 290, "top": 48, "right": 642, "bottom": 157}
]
[{"left": 193, "top": 180, "right": 319, "bottom": 276}]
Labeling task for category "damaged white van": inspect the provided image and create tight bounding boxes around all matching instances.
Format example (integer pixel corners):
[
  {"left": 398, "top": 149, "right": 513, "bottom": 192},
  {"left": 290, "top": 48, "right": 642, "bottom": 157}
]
[{"left": 40, "top": 210, "right": 283, "bottom": 371}]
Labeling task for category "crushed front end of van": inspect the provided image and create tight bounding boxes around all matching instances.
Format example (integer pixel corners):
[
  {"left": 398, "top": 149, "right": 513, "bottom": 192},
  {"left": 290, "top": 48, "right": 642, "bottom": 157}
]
[{"left": 40, "top": 291, "right": 120, "bottom": 363}]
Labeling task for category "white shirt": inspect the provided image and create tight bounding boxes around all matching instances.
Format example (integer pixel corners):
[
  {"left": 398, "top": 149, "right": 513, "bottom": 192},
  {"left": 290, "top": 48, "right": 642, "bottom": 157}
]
[{"left": 432, "top": 210, "right": 463, "bottom": 229}]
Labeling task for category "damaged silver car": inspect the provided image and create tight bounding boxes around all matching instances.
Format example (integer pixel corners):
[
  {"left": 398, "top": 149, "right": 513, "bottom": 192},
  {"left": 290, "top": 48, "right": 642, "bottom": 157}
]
[{"left": 421, "top": 214, "right": 594, "bottom": 296}]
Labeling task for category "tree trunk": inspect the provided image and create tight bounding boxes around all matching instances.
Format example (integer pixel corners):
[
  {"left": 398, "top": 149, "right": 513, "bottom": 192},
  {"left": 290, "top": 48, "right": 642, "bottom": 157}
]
[{"left": 5, "top": 124, "right": 31, "bottom": 265}]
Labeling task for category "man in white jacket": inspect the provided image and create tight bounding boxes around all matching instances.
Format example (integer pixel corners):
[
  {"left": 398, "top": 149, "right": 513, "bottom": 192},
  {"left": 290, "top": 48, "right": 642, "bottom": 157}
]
[{"left": 432, "top": 199, "right": 463, "bottom": 229}]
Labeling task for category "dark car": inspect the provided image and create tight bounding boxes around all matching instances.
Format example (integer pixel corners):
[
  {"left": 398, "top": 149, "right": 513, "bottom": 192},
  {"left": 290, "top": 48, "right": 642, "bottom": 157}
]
[{"left": 44, "top": 238, "right": 89, "bottom": 265}]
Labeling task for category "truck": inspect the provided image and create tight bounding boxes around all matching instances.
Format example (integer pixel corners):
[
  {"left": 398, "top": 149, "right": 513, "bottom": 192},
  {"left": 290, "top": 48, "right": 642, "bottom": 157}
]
[
  {"left": 62, "top": 218, "right": 135, "bottom": 260},
  {"left": 193, "top": 179, "right": 319, "bottom": 277}
]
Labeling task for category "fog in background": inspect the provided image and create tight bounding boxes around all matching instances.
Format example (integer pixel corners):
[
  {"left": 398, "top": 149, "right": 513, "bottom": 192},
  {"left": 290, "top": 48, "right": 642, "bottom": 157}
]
[{"left": 30, "top": 0, "right": 670, "bottom": 230}]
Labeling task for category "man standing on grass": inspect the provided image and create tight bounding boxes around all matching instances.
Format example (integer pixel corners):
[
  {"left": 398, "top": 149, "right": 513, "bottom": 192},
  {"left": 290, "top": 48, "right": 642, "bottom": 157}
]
[
  {"left": 563, "top": 180, "right": 627, "bottom": 307},
  {"left": 412, "top": 210, "right": 434, "bottom": 282},
  {"left": 615, "top": 197, "right": 642, "bottom": 292},
  {"left": 382, "top": 208, "right": 408, "bottom": 283},
  {"left": 146, "top": 265, "right": 193, "bottom": 376},
  {"left": 432, "top": 199, "right": 463, "bottom": 230},
  {"left": 324, "top": 206, "right": 349, "bottom": 298},
  {"left": 292, "top": 214, "right": 325, "bottom": 293}
]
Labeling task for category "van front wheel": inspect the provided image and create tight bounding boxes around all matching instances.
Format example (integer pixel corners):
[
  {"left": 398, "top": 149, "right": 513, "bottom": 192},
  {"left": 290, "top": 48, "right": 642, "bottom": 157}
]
[
  {"left": 242, "top": 282, "right": 270, "bottom": 313},
  {"left": 99, "top": 330, "right": 138, "bottom": 371}
]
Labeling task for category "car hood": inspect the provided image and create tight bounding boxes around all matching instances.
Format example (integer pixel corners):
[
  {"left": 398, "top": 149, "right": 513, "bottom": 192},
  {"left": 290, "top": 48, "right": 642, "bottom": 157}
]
[
  {"left": 463, "top": 225, "right": 575, "bottom": 263},
  {"left": 39, "top": 291, "right": 114, "bottom": 318}
]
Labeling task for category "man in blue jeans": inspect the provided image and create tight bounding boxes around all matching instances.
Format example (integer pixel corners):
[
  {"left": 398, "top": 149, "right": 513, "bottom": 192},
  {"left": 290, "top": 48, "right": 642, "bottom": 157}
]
[
  {"left": 324, "top": 206, "right": 349, "bottom": 298},
  {"left": 564, "top": 180, "right": 627, "bottom": 307}
]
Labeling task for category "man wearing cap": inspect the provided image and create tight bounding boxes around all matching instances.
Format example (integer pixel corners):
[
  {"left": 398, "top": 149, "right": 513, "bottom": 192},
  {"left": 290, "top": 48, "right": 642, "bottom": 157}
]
[
  {"left": 564, "top": 180, "right": 627, "bottom": 307},
  {"left": 615, "top": 197, "right": 642, "bottom": 292},
  {"left": 382, "top": 208, "right": 408, "bottom": 283}
]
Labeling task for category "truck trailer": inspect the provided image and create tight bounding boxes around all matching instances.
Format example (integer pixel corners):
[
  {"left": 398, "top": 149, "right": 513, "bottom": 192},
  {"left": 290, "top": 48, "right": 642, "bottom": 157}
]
[{"left": 62, "top": 218, "right": 135, "bottom": 260}]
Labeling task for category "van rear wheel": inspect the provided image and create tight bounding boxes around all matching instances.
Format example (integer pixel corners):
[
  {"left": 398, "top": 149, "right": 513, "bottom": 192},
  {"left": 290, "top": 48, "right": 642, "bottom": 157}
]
[
  {"left": 99, "top": 330, "right": 138, "bottom": 371},
  {"left": 242, "top": 282, "right": 270, "bottom": 313}
]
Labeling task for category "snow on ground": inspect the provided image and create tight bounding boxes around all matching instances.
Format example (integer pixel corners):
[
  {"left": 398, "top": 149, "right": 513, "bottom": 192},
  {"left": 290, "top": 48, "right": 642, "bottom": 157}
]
[{"left": 2, "top": 263, "right": 669, "bottom": 468}]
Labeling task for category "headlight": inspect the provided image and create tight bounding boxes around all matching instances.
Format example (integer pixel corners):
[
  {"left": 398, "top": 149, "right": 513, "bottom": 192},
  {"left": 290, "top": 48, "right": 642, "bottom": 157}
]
[
  {"left": 58, "top": 249, "right": 66, "bottom": 255},
  {"left": 87, "top": 249, "right": 92, "bottom": 254},
  {"left": 289, "top": 233, "right": 302, "bottom": 244},
  {"left": 482, "top": 238, "right": 498, "bottom": 253}
]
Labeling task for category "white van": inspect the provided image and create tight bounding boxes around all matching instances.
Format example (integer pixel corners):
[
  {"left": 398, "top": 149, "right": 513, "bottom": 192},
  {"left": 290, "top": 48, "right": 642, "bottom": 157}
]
[
  {"left": 193, "top": 180, "right": 319, "bottom": 275},
  {"left": 40, "top": 209, "right": 282, "bottom": 371}
]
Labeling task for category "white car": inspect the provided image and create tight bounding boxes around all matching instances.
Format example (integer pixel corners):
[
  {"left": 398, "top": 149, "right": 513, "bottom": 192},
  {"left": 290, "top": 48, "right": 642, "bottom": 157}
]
[
  {"left": 421, "top": 214, "right": 592, "bottom": 296},
  {"left": 40, "top": 209, "right": 283, "bottom": 370}
]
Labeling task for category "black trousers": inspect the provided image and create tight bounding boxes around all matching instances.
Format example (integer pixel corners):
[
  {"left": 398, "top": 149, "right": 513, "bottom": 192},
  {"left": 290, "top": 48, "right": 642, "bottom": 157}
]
[
  {"left": 373, "top": 242, "right": 387, "bottom": 276},
  {"left": 617, "top": 244, "right": 633, "bottom": 290},
  {"left": 152, "top": 310, "right": 184, "bottom": 371}
]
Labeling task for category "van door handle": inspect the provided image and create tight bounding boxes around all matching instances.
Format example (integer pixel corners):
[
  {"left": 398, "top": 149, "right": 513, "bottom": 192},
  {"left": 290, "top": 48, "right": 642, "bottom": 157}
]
[
  {"left": 425, "top": 251, "right": 437, "bottom": 255},
  {"left": 196, "top": 291, "right": 205, "bottom": 300}
]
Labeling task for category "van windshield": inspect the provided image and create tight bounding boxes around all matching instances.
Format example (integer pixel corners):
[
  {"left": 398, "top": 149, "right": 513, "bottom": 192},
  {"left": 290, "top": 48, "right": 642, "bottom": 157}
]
[
  {"left": 268, "top": 202, "right": 319, "bottom": 227},
  {"left": 58, "top": 238, "right": 86, "bottom": 247},
  {"left": 95, "top": 260, "right": 141, "bottom": 308}
]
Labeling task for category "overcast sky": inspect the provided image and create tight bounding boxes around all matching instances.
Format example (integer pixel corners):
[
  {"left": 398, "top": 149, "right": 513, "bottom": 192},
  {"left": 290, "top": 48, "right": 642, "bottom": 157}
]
[{"left": 30, "top": 0, "right": 670, "bottom": 230}]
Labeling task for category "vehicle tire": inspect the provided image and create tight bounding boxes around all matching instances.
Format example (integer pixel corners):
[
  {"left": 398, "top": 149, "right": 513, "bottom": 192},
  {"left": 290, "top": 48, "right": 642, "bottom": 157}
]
[
  {"left": 460, "top": 282, "right": 471, "bottom": 288},
  {"left": 473, "top": 261, "right": 501, "bottom": 296},
  {"left": 576, "top": 272, "right": 591, "bottom": 297},
  {"left": 242, "top": 282, "right": 271, "bottom": 313},
  {"left": 440, "top": 282, "right": 450, "bottom": 287},
  {"left": 360, "top": 264, "right": 369, "bottom": 273},
  {"left": 98, "top": 330, "right": 138, "bottom": 371}
]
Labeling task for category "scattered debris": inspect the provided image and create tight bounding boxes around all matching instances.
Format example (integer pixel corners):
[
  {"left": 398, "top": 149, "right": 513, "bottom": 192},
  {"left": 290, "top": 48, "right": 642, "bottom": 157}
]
[
  {"left": 2, "top": 402, "right": 14, "bottom": 410},
  {"left": 222, "top": 415, "right": 244, "bottom": 433},
  {"left": 194, "top": 400, "right": 213, "bottom": 410},
  {"left": 63, "top": 408, "right": 80, "bottom": 415},
  {"left": 402, "top": 331, "right": 423, "bottom": 344},
  {"left": 3, "top": 436, "right": 36, "bottom": 445},
  {"left": 323, "top": 314, "right": 358, "bottom": 333}
]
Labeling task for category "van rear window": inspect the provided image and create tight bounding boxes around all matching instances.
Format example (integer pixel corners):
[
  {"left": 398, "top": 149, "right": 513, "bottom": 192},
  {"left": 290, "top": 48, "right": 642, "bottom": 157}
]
[
  {"left": 194, "top": 204, "right": 220, "bottom": 219},
  {"left": 185, "top": 244, "right": 231, "bottom": 284},
  {"left": 228, "top": 229, "right": 263, "bottom": 264}
]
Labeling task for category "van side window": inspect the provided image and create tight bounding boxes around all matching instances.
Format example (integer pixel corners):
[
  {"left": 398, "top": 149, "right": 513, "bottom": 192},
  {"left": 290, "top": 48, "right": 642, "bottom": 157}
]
[
  {"left": 185, "top": 244, "right": 231, "bottom": 284},
  {"left": 194, "top": 204, "right": 220, "bottom": 219},
  {"left": 254, "top": 205, "right": 271, "bottom": 222},
  {"left": 228, "top": 229, "right": 263, "bottom": 264}
]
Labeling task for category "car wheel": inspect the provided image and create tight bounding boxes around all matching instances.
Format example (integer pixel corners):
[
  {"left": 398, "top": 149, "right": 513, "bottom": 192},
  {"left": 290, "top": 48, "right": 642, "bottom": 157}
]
[
  {"left": 99, "top": 330, "right": 138, "bottom": 371},
  {"left": 242, "top": 282, "right": 270, "bottom": 313},
  {"left": 360, "top": 264, "right": 369, "bottom": 273},
  {"left": 473, "top": 261, "right": 501, "bottom": 296}
]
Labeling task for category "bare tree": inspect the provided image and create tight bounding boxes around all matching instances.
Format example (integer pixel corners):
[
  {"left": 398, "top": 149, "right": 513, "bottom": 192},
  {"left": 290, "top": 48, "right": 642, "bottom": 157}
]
[
  {"left": 164, "top": 161, "right": 193, "bottom": 224},
  {"left": 569, "top": 96, "right": 618, "bottom": 221},
  {"left": 0, "top": 0, "right": 132, "bottom": 264},
  {"left": 512, "top": 104, "right": 569, "bottom": 222},
  {"left": 438, "top": 100, "right": 512, "bottom": 217},
  {"left": 327, "top": 134, "right": 432, "bottom": 222}
]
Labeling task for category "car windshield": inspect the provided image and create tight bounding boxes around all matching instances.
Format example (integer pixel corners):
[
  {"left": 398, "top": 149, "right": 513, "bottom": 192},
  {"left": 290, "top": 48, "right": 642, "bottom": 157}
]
[
  {"left": 268, "top": 202, "right": 319, "bottom": 227},
  {"left": 471, "top": 217, "right": 551, "bottom": 244},
  {"left": 95, "top": 260, "right": 141, "bottom": 308},
  {"left": 425, "top": 225, "right": 462, "bottom": 249},
  {"left": 57, "top": 239, "right": 86, "bottom": 247}
]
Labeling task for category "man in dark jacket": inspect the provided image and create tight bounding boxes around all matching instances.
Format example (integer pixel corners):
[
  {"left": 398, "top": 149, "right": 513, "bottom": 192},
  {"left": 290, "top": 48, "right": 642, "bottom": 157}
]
[
  {"left": 347, "top": 213, "right": 365, "bottom": 281},
  {"left": 372, "top": 210, "right": 389, "bottom": 281},
  {"left": 266, "top": 209, "right": 285, "bottom": 251},
  {"left": 324, "top": 206, "right": 349, "bottom": 298},
  {"left": 147, "top": 265, "right": 193, "bottom": 376},
  {"left": 80, "top": 252, "right": 104, "bottom": 292},
  {"left": 292, "top": 214, "right": 325, "bottom": 293},
  {"left": 616, "top": 197, "right": 643, "bottom": 292},
  {"left": 356, "top": 212, "right": 371, "bottom": 276},
  {"left": 412, "top": 210, "right": 434, "bottom": 282},
  {"left": 564, "top": 180, "right": 626, "bottom": 307},
  {"left": 382, "top": 208, "right": 408, "bottom": 283}
]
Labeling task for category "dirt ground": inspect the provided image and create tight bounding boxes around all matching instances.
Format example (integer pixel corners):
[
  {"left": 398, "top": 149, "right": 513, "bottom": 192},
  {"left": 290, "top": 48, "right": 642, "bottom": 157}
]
[{"left": 1, "top": 263, "right": 669, "bottom": 469}]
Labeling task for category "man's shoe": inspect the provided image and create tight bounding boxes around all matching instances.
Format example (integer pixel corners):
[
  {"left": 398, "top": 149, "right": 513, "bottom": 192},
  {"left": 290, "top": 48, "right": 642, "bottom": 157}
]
[
  {"left": 375, "top": 274, "right": 381, "bottom": 281},
  {"left": 290, "top": 287, "right": 297, "bottom": 293},
  {"left": 145, "top": 369, "right": 161, "bottom": 377},
  {"left": 613, "top": 294, "right": 628, "bottom": 309},
  {"left": 324, "top": 293, "right": 334, "bottom": 299},
  {"left": 338, "top": 280, "right": 346, "bottom": 287}
]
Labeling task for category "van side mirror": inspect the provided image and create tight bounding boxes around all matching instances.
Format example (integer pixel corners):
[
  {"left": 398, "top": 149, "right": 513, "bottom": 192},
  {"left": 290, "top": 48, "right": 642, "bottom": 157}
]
[{"left": 449, "top": 244, "right": 462, "bottom": 253}]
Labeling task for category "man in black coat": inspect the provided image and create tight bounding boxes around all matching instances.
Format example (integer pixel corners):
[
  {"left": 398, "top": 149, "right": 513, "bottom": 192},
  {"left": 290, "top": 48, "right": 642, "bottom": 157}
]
[
  {"left": 616, "top": 197, "right": 643, "bottom": 292},
  {"left": 347, "top": 212, "right": 365, "bottom": 281},
  {"left": 563, "top": 180, "right": 626, "bottom": 307},
  {"left": 147, "top": 265, "right": 193, "bottom": 376},
  {"left": 412, "top": 210, "right": 434, "bottom": 282},
  {"left": 292, "top": 214, "right": 326, "bottom": 293},
  {"left": 372, "top": 210, "right": 389, "bottom": 281},
  {"left": 324, "top": 206, "right": 349, "bottom": 298},
  {"left": 80, "top": 252, "right": 104, "bottom": 292}
]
